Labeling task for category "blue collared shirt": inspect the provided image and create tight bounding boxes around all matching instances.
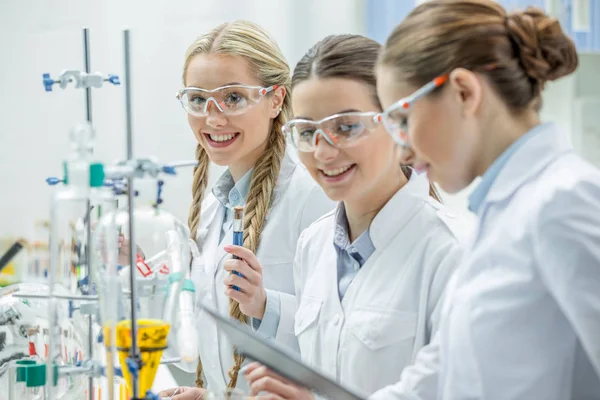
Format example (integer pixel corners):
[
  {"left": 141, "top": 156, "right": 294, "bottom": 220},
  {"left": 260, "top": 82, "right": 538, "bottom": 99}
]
[
  {"left": 254, "top": 202, "right": 377, "bottom": 337},
  {"left": 468, "top": 123, "right": 550, "bottom": 214},
  {"left": 333, "top": 203, "right": 376, "bottom": 299},
  {"left": 212, "top": 168, "right": 253, "bottom": 243}
]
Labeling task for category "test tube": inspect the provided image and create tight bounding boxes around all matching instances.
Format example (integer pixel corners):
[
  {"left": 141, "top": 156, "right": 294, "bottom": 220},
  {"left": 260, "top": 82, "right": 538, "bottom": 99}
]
[{"left": 231, "top": 206, "right": 244, "bottom": 291}]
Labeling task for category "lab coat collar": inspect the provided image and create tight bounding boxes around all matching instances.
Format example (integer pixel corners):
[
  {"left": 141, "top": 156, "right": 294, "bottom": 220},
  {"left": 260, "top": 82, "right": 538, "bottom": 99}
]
[
  {"left": 369, "top": 171, "right": 430, "bottom": 250},
  {"left": 195, "top": 148, "right": 298, "bottom": 273},
  {"left": 272, "top": 149, "right": 298, "bottom": 201},
  {"left": 484, "top": 123, "right": 572, "bottom": 208}
]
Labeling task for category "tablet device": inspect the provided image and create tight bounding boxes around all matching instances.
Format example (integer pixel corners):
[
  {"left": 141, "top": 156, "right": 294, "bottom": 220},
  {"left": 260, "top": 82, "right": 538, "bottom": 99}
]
[{"left": 201, "top": 304, "right": 367, "bottom": 400}]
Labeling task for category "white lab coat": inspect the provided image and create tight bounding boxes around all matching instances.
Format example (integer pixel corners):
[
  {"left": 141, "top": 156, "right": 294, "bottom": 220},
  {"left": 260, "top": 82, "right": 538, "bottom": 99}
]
[
  {"left": 283, "top": 172, "right": 466, "bottom": 396},
  {"left": 371, "top": 123, "right": 600, "bottom": 400},
  {"left": 189, "top": 151, "right": 335, "bottom": 393}
]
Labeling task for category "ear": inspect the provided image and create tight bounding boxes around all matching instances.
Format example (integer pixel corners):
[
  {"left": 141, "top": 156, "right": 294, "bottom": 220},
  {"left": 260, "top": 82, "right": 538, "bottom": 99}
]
[
  {"left": 448, "top": 68, "right": 483, "bottom": 117},
  {"left": 269, "top": 85, "right": 287, "bottom": 118}
]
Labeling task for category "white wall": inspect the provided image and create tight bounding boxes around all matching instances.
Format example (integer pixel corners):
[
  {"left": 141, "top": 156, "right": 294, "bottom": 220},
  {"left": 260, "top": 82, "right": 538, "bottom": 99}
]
[
  {"left": 1, "top": 0, "right": 599, "bottom": 244},
  {"left": 0, "top": 0, "right": 366, "bottom": 241}
]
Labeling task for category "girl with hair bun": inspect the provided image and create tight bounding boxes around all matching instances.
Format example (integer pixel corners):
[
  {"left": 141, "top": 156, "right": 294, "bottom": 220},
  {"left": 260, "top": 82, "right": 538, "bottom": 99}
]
[{"left": 372, "top": 0, "right": 600, "bottom": 398}]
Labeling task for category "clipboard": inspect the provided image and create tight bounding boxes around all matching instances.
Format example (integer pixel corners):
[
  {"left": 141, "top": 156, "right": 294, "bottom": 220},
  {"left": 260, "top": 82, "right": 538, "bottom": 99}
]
[{"left": 200, "top": 303, "right": 367, "bottom": 400}]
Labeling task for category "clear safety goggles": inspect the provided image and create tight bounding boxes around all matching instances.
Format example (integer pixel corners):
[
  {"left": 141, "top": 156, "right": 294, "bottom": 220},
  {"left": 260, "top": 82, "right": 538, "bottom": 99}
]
[
  {"left": 176, "top": 84, "right": 278, "bottom": 117},
  {"left": 283, "top": 112, "right": 382, "bottom": 152},
  {"left": 380, "top": 75, "right": 448, "bottom": 146}
]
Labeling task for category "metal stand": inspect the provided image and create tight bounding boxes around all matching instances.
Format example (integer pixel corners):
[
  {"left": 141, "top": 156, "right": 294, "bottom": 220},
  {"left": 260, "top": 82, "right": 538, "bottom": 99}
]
[{"left": 123, "top": 29, "right": 141, "bottom": 400}]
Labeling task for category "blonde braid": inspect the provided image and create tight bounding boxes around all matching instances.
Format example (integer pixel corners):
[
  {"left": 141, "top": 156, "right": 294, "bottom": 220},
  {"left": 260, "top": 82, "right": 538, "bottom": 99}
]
[
  {"left": 226, "top": 116, "right": 286, "bottom": 388},
  {"left": 183, "top": 19, "right": 291, "bottom": 390},
  {"left": 188, "top": 143, "right": 210, "bottom": 388}
]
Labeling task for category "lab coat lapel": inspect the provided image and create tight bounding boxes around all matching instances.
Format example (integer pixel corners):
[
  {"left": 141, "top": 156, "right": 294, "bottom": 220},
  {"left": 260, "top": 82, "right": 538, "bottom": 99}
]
[
  {"left": 195, "top": 197, "right": 228, "bottom": 388},
  {"left": 369, "top": 172, "right": 429, "bottom": 251},
  {"left": 199, "top": 197, "right": 224, "bottom": 281},
  {"left": 213, "top": 224, "right": 233, "bottom": 279},
  {"left": 485, "top": 123, "right": 572, "bottom": 208}
]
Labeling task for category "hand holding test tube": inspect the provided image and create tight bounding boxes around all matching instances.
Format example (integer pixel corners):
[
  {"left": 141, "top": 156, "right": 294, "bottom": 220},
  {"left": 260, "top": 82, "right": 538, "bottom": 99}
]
[{"left": 223, "top": 206, "right": 268, "bottom": 319}]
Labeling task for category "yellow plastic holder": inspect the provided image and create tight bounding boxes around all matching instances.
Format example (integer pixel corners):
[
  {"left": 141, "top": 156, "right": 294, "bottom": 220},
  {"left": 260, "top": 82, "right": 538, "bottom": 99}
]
[{"left": 105, "top": 319, "right": 170, "bottom": 397}]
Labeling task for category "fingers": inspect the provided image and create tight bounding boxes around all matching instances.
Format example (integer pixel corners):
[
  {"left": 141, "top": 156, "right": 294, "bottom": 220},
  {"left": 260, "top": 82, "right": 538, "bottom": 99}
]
[
  {"left": 223, "top": 259, "right": 260, "bottom": 285},
  {"left": 249, "top": 375, "right": 297, "bottom": 398},
  {"left": 157, "top": 387, "right": 179, "bottom": 397},
  {"left": 224, "top": 273, "right": 253, "bottom": 293},
  {"left": 170, "top": 387, "right": 205, "bottom": 400},
  {"left": 224, "top": 245, "right": 262, "bottom": 273},
  {"left": 255, "top": 394, "right": 286, "bottom": 400},
  {"left": 247, "top": 365, "right": 295, "bottom": 386},
  {"left": 225, "top": 285, "right": 252, "bottom": 304},
  {"left": 242, "top": 362, "right": 263, "bottom": 376}
]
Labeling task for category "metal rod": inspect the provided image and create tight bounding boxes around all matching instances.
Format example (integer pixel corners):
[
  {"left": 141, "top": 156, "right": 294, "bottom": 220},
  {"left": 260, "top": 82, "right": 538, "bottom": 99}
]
[
  {"left": 159, "top": 357, "right": 182, "bottom": 365},
  {"left": 124, "top": 28, "right": 140, "bottom": 399},
  {"left": 165, "top": 160, "right": 199, "bottom": 168},
  {"left": 82, "top": 28, "right": 95, "bottom": 399},
  {"left": 124, "top": 30, "right": 133, "bottom": 161},
  {"left": 8, "top": 361, "right": 16, "bottom": 400},
  {"left": 83, "top": 27, "right": 92, "bottom": 124},
  {"left": 58, "top": 365, "right": 93, "bottom": 377},
  {"left": 13, "top": 292, "right": 98, "bottom": 301},
  {"left": 46, "top": 202, "right": 59, "bottom": 400}
]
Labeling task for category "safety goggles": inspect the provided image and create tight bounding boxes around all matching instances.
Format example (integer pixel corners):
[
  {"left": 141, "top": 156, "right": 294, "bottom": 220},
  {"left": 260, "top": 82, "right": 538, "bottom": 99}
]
[
  {"left": 176, "top": 84, "right": 278, "bottom": 117},
  {"left": 283, "top": 112, "right": 382, "bottom": 152},
  {"left": 380, "top": 75, "right": 448, "bottom": 146}
]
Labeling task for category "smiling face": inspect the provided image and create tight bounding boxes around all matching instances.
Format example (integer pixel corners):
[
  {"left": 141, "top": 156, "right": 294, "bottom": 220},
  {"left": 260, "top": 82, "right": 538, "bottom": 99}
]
[
  {"left": 184, "top": 53, "right": 283, "bottom": 176},
  {"left": 292, "top": 77, "right": 403, "bottom": 205},
  {"left": 376, "top": 65, "right": 483, "bottom": 193}
]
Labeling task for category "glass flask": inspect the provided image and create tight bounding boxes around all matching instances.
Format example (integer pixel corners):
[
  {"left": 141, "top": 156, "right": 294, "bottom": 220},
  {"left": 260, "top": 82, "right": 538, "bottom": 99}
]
[
  {"left": 93, "top": 200, "right": 191, "bottom": 398},
  {"left": 48, "top": 123, "right": 118, "bottom": 294},
  {"left": 0, "top": 283, "right": 87, "bottom": 400}
]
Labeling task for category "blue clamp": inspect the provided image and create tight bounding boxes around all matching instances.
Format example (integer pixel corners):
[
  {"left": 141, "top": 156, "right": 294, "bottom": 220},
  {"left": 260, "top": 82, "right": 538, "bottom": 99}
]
[
  {"left": 145, "top": 391, "right": 159, "bottom": 400},
  {"left": 126, "top": 357, "right": 139, "bottom": 378},
  {"left": 68, "top": 300, "right": 76, "bottom": 318},
  {"left": 46, "top": 177, "right": 65, "bottom": 186},
  {"left": 42, "top": 73, "right": 55, "bottom": 92},
  {"left": 162, "top": 165, "right": 176, "bottom": 175},
  {"left": 154, "top": 180, "right": 164, "bottom": 207},
  {"left": 107, "top": 74, "right": 120, "bottom": 85}
]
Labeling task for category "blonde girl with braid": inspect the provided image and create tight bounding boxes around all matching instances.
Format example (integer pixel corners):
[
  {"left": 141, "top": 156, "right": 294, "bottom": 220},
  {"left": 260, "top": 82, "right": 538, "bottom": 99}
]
[{"left": 158, "top": 21, "right": 335, "bottom": 399}]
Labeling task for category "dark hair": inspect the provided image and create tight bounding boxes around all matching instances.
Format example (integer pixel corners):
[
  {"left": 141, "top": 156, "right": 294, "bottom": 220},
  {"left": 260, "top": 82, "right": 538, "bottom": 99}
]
[
  {"left": 379, "top": 0, "right": 578, "bottom": 111},
  {"left": 292, "top": 34, "right": 442, "bottom": 202}
]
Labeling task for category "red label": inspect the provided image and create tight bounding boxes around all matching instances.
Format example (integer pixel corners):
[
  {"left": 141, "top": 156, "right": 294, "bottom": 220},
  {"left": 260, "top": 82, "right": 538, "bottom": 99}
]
[
  {"left": 136, "top": 254, "right": 152, "bottom": 277},
  {"left": 29, "top": 342, "right": 36, "bottom": 356},
  {"left": 159, "top": 264, "right": 170, "bottom": 274}
]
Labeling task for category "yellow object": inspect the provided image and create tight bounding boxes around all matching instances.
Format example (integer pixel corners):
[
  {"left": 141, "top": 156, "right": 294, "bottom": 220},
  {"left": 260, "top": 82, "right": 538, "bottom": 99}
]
[
  {"left": 0, "top": 261, "right": 16, "bottom": 286},
  {"left": 106, "top": 319, "right": 170, "bottom": 397}
]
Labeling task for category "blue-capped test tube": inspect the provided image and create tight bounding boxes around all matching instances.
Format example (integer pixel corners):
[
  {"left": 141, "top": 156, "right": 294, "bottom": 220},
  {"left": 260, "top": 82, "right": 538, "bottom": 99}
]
[{"left": 231, "top": 206, "right": 244, "bottom": 291}]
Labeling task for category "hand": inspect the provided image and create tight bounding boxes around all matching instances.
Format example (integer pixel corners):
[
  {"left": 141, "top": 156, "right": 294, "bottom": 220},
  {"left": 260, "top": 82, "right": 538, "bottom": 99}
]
[
  {"left": 118, "top": 234, "right": 145, "bottom": 265},
  {"left": 223, "top": 245, "right": 267, "bottom": 319},
  {"left": 157, "top": 387, "right": 206, "bottom": 400},
  {"left": 245, "top": 362, "right": 315, "bottom": 400}
]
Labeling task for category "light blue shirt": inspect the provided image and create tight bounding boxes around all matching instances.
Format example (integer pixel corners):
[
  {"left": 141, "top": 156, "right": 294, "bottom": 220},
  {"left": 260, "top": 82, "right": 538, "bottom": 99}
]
[
  {"left": 468, "top": 123, "right": 550, "bottom": 214},
  {"left": 254, "top": 202, "right": 376, "bottom": 337},
  {"left": 212, "top": 168, "right": 253, "bottom": 243},
  {"left": 333, "top": 203, "right": 376, "bottom": 299}
]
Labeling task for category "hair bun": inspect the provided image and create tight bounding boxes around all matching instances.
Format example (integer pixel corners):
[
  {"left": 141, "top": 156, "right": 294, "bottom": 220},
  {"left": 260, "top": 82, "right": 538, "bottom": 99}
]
[{"left": 505, "top": 8, "right": 578, "bottom": 87}]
